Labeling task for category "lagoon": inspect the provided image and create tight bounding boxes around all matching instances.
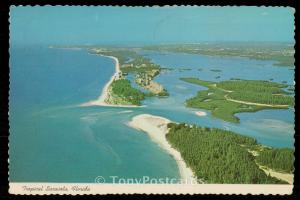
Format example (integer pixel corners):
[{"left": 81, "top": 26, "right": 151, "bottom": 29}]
[{"left": 141, "top": 51, "right": 294, "bottom": 147}]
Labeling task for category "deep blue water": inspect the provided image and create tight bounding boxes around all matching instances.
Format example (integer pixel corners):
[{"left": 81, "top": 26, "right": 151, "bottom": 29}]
[{"left": 9, "top": 46, "right": 294, "bottom": 182}]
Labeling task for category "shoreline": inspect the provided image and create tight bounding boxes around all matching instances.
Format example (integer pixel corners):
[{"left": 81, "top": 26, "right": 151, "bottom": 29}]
[
  {"left": 128, "top": 114, "right": 198, "bottom": 183},
  {"left": 81, "top": 55, "right": 142, "bottom": 108}
]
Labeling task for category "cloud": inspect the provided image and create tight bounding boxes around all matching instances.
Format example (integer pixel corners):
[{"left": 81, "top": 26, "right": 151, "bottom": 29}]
[{"left": 261, "top": 11, "right": 269, "bottom": 16}]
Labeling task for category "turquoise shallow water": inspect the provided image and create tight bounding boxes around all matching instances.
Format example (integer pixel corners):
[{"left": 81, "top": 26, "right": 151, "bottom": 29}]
[
  {"left": 9, "top": 46, "right": 294, "bottom": 182},
  {"left": 141, "top": 51, "right": 294, "bottom": 148}
]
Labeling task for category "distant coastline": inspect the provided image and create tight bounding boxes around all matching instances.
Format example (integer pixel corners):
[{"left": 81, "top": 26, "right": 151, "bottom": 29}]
[{"left": 48, "top": 46, "right": 82, "bottom": 50}]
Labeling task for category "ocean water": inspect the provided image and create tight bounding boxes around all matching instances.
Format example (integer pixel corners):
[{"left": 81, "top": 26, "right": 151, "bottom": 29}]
[
  {"left": 9, "top": 46, "right": 294, "bottom": 182},
  {"left": 9, "top": 46, "right": 179, "bottom": 182}
]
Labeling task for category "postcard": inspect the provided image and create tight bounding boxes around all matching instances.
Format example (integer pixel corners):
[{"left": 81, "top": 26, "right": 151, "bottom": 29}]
[{"left": 9, "top": 6, "right": 295, "bottom": 195}]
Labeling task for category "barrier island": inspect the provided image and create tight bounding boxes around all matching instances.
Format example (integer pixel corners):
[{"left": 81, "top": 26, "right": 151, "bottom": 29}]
[
  {"left": 180, "top": 78, "right": 294, "bottom": 123},
  {"left": 91, "top": 47, "right": 169, "bottom": 104}
]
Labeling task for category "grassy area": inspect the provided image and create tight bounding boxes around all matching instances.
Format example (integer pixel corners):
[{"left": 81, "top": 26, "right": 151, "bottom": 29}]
[
  {"left": 106, "top": 79, "right": 145, "bottom": 105},
  {"left": 166, "top": 123, "right": 290, "bottom": 184},
  {"left": 143, "top": 42, "right": 295, "bottom": 67},
  {"left": 180, "top": 78, "right": 294, "bottom": 123},
  {"left": 180, "top": 78, "right": 214, "bottom": 87}
]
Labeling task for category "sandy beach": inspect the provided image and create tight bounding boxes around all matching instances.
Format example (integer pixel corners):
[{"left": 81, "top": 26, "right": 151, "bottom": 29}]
[
  {"left": 128, "top": 114, "right": 198, "bottom": 183},
  {"left": 81, "top": 55, "right": 141, "bottom": 108},
  {"left": 257, "top": 163, "right": 293, "bottom": 184},
  {"left": 195, "top": 111, "right": 207, "bottom": 117}
]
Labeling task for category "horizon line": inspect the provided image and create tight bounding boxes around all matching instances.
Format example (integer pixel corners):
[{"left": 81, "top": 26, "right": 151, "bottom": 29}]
[{"left": 11, "top": 40, "right": 295, "bottom": 47}]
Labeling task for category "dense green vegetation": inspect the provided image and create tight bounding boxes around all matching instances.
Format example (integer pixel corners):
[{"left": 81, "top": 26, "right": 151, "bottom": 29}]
[
  {"left": 108, "top": 79, "right": 145, "bottom": 105},
  {"left": 228, "top": 92, "right": 294, "bottom": 105},
  {"left": 180, "top": 78, "right": 294, "bottom": 123},
  {"left": 143, "top": 42, "right": 295, "bottom": 67},
  {"left": 256, "top": 148, "right": 294, "bottom": 173},
  {"left": 217, "top": 80, "right": 288, "bottom": 93},
  {"left": 166, "top": 123, "right": 287, "bottom": 184},
  {"left": 218, "top": 80, "right": 294, "bottom": 106}
]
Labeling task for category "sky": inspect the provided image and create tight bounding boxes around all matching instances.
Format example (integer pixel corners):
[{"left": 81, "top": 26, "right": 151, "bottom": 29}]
[{"left": 10, "top": 6, "right": 295, "bottom": 46}]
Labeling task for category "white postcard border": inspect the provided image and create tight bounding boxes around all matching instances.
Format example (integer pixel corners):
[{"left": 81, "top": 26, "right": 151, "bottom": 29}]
[{"left": 9, "top": 183, "right": 293, "bottom": 195}]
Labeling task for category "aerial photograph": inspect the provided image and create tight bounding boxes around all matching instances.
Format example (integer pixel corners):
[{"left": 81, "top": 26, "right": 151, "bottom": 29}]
[{"left": 9, "top": 6, "right": 294, "bottom": 187}]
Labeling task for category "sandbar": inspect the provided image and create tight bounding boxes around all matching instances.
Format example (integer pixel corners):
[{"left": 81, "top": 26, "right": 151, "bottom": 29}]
[{"left": 195, "top": 111, "right": 207, "bottom": 117}]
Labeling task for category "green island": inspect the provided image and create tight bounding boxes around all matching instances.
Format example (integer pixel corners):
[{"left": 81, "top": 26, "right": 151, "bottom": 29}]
[
  {"left": 210, "top": 69, "right": 222, "bottom": 72},
  {"left": 166, "top": 123, "right": 294, "bottom": 184},
  {"left": 180, "top": 78, "right": 294, "bottom": 123},
  {"left": 90, "top": 47, "right": 169, "bottom": 105},
  {"left": 143, "top": 42, "right": 295, "bottom": 67},
  {"left": 178, "top": 67, "right": 192, "bottom": 72}
]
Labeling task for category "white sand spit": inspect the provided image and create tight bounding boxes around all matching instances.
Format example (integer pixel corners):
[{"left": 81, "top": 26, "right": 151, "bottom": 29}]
[{"left": 128, "top": 114, "right": 198, "bottom": 183}]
